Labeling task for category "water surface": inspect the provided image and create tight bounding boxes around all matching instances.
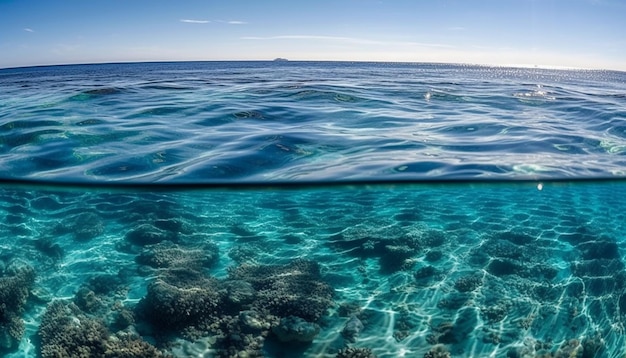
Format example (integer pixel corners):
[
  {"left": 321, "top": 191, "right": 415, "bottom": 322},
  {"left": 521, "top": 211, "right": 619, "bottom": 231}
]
[
  {"left": 1, "top": 62, "right": 625, "bottom": 357},
  {"left": 1, "top": 62, "right": 625, "bottom": 182}
]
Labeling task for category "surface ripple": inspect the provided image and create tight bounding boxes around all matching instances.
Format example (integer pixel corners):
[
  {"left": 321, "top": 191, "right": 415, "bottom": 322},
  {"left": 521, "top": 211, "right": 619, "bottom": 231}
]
[{"left": 1, "top": 61, "right": 625, "bottom": 182}]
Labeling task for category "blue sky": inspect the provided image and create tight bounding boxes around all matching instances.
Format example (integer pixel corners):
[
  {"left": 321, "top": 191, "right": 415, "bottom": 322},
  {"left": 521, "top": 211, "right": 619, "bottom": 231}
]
[{"left": 1, "top": 0, "right": 625, "bottom": 70}]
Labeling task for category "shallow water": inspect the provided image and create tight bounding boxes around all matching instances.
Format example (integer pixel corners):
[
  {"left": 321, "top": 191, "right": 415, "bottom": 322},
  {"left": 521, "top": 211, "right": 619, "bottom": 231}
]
[
  {"left": 1, "top": 180, "right": 625, "bottom": 357},
  {"left": 2, "top": 62, "right": 626, "bottom": 357},
  {"left": 1, "top": 62, "right": 625, "bottom": 182}
]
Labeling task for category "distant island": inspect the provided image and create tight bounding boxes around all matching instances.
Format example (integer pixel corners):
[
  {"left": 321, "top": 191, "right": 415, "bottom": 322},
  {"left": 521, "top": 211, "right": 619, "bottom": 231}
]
[{"left": 273, "top": 58, "right": 288, "bottom": 62}]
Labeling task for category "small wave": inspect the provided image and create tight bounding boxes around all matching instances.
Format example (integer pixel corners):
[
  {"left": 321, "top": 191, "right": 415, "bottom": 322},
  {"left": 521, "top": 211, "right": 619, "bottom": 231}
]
[
  {"left": 0, "top": 62, "right": 625, "bottom": 183},
  {"left": 68, "top": 87, "right": 124, "bottom": 101},
  {"left": 1, "top": 119, "right": 61, "bottom": 131},
  {"left": 513, "top": 85, "right": 556, "bottom": 102}
]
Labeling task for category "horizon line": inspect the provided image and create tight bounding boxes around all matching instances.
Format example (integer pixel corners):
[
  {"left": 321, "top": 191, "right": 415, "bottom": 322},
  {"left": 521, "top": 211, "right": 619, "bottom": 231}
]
[{"left": 0, "top": 59, "right": 623, "bottom": 73}]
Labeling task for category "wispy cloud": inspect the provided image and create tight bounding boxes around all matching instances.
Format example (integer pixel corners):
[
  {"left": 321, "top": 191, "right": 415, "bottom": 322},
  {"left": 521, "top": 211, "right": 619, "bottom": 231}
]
[
  {"left": 241, "top": 35, "right": 452, "bottom": 48},
  {"left": 180, "top": 19, "right": 210, "bottom": 24},
  {"left": 180, "top": 19, "right": 246, "bottom": 25},
  {"left": 24, "top": 28, "right": 34, "bottom": 32}
]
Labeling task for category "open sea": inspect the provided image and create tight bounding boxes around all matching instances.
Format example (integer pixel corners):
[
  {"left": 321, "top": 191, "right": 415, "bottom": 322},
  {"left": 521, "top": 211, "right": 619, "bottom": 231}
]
[{"left": 1, "top": 61, "right": 626, "bottom": 357}]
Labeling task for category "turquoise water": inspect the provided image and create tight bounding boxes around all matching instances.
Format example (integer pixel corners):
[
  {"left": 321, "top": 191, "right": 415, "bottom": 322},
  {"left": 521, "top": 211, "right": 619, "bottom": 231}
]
[
  {"left": 1, "top": 181, "right": 625, "bottom": 357},
  {"left": 1, "top": 62, "right": 626, "bottom": 357}
]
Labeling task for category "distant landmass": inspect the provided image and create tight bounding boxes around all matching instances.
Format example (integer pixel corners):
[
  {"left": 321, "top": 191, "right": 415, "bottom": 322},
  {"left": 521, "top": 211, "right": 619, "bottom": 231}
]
[{"left": 273, "top": 58, "right": 288, "bottom": 62}]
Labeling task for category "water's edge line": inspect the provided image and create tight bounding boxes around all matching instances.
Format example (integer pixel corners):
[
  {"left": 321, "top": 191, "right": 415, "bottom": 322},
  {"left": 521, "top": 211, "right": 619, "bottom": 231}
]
[{"left": 0, "top": 176, "right": 624, "bottom": 191}]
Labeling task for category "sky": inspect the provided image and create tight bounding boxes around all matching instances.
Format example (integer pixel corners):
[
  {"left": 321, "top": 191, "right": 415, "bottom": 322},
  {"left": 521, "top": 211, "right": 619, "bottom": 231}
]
[{"left": 1, "top": 0, "right": 625, "bottom": 70}]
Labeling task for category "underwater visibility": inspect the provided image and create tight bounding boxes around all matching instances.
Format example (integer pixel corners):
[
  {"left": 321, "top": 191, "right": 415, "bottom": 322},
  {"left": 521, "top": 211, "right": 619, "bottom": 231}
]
[
  {"left": 1, "top": 61, "right": 626, "bottom": 357},
  {"left": 0, "top": 180, "right": 625, "bottom": 357}
]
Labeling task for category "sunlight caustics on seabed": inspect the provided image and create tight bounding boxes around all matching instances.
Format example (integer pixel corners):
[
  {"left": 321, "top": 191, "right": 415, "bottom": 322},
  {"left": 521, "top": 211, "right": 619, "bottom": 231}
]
[{"left": 0, "top": 180, "right": 625, "bottom": 357}]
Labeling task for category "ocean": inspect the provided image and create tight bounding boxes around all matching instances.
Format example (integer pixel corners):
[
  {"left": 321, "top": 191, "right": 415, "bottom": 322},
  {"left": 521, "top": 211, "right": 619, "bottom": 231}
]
[{"left": 0, "top": 61, "right": 626, "bottom": 357}]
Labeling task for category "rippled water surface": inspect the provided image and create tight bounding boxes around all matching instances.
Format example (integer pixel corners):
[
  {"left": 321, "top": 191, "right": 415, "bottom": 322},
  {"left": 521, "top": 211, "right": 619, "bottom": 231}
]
[{"left": 1, "top": 61, "right": 625, "bottom": 182}]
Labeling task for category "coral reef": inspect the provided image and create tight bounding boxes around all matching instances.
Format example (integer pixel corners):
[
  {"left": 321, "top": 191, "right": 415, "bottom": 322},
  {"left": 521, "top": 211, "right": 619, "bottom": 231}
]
[
  {"left": 326, "top": 224, "right": 428, "bottom": 273},
  {"left": 84, "top": 274, "right": 125, "bottom": 296},
  {"left": 227, "top": 259, "right": 334, "bottom": 321},
  {"left": 33, "top": 237, "right": 64, "bottom": 260},
  {"left": 37, "top": 300, "right": 167, "bottom": 358},
  {"left": 238, "top": 310, "right": 270, "bottom": 332},
  {"left": 124, "top": 224, "right": 177, "bottom": 247},
  {"left": 152, "top": 218, "right": 192, "bottom": 236},
  {"left": 136, "top": 241, "right": 219, "bottom": 270},
  {"left": 220, "top": 280, "right": 256, "bottom": 309},
  {"left": 338, "top": 302, "right": 362, "bottom": 318},
  {"left": 137, "top": 268, "right": 221, "bottom": 331},
  {"left": 428, "top": 307, "right": 477, "bottom": 345},
  {"left": 392, "top": 306, "right": 418, "bottom": 342},
  {"left": 480, "top": 301, "right": 510, "bottom": 324},
  {"left": 342, "top": 315, "right": 364, "bottom": 343},
  {"left": 336, "top": 347, "right": 377, "bottom": 358},
  {"left": 0, "top": 261, "right": 35, "bottom": 354},
  {"left": 470, "top": 230, "right": 559, "bottom": 281},
  {"left": 38, "top": 301, "right": 108, "bottom": 358},
  {"left": 506, "top": 334, "right": 605, "bottom": 358},
  {"left": 134, "top": 259, "right": 334, "bottom": 356},
  {"left": 554, "top": 339, "right": 583, "bottom": 358},
  {"left": 414, "top": 265, "right": 441, "bottom": 287},
  {"left": 54, "top": 211, "right": 104, "bottom": 241},
  {"left": 271, "top": 315, "right": 320, "bottom": 343},
  {"left": 425, "top": 250, "right": 443, "bottom": 262},
  {"left": 228, "top": 244, "right": 262, "bottom": 264},
  {"left": 454, "top": 273, "right": 483, "bottom": 292},
  {"left": 424, "top": 344, "right": 451, "bottom": 358},
  {"left": 103, "top": 333, "right": 167, "bottom": 358},
  {"left": 73, "top": 287, "right": 103, "bottom": 313}
]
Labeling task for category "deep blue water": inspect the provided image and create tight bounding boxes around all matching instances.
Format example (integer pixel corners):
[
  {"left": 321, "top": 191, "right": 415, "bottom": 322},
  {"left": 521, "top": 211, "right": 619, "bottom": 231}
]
[
  {"left": 1, "top": 62, "right": 626, "bottom": 358},
  {"left": 1, "top": 61, "right": 625, "bottom": 182}
]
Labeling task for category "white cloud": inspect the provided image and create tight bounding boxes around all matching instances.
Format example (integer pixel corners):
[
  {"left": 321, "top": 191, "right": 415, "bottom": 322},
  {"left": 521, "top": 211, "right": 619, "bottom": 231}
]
[
  {"left": 181, "top": 19, "right": 246, "bottom": 25},
  {"left": 24, "top": 28, "right": 34, "bottom": 32},
  {"left": 180, "top": 19, "right": 210, "bottom": 24}
]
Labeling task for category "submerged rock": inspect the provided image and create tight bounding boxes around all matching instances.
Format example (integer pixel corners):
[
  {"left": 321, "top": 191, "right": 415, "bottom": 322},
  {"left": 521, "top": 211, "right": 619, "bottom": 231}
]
[
  {"left": 424, "top": 344, "right": 451, "bottom": 358},
  {"left": 0, "top": 262, "right": 35, "bottom": 354},
  {"left": 124, "top": 224, "right": 176, "bottom": 247},
  {"left": 221, "top": 280, "right": 256, "bottom": 309},
  {"left": 272, "top": 316, "right": 320, "bottom": 343},
  {"left": 38, "top": 300, "right": 165, "bottom": 358},
  {"left": 341, "top": 315, "right": 364, "bottom": 343},
  {"left": 336, "top": 347, "right": 377, "bottom": 358},
  {"left": 136, "top": 241, "right": 219, "bottom": 270},
  {"left": 54, "top": 211, "right": 104, "bottom": 241},
  {"left": 33, "top": 237, "right": 64, "bottom": 259},
  {"left": 228, "top": 259, "right": 334, "bottom": 321},
  {"left": 239, "top": 310, "right": 270, "bottom": 332},
  {"left": 454, "top": 273, "right": 483, "bottom": 292},
  {"left": 137, "top": 269, "right": 221, "bottom": 330}
]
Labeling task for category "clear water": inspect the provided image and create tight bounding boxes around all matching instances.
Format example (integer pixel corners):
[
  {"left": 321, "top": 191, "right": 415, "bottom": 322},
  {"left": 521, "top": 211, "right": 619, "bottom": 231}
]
[
  {"left": 1, "top": 62, "right": 625, "bottom": 182},
  {"left": 2, "top": 181, "right": 626, "bottom": 357},
  {"left": 1, "top": 62, "right": 626, "bottom": 358}
]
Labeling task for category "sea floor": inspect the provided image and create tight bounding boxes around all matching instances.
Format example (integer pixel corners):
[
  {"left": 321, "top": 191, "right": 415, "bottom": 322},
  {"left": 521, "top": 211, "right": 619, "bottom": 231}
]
[{"left": 1, "top": 181, "right": 625, "bottom": 357}]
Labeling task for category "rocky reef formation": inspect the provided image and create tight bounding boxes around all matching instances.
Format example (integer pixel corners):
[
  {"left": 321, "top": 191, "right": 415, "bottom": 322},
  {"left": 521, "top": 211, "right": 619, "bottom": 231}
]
[
  {"left": 0, "top": 261, "right": 35, "bottom": 354},
  {"left": 135, "top": 258, "right": 334, "bottom": 357}
]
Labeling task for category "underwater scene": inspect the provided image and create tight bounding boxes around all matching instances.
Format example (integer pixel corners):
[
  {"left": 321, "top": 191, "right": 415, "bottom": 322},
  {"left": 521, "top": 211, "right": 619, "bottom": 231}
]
[{"left": 1, "top": 180, "right": 625, "bottom": 357}]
